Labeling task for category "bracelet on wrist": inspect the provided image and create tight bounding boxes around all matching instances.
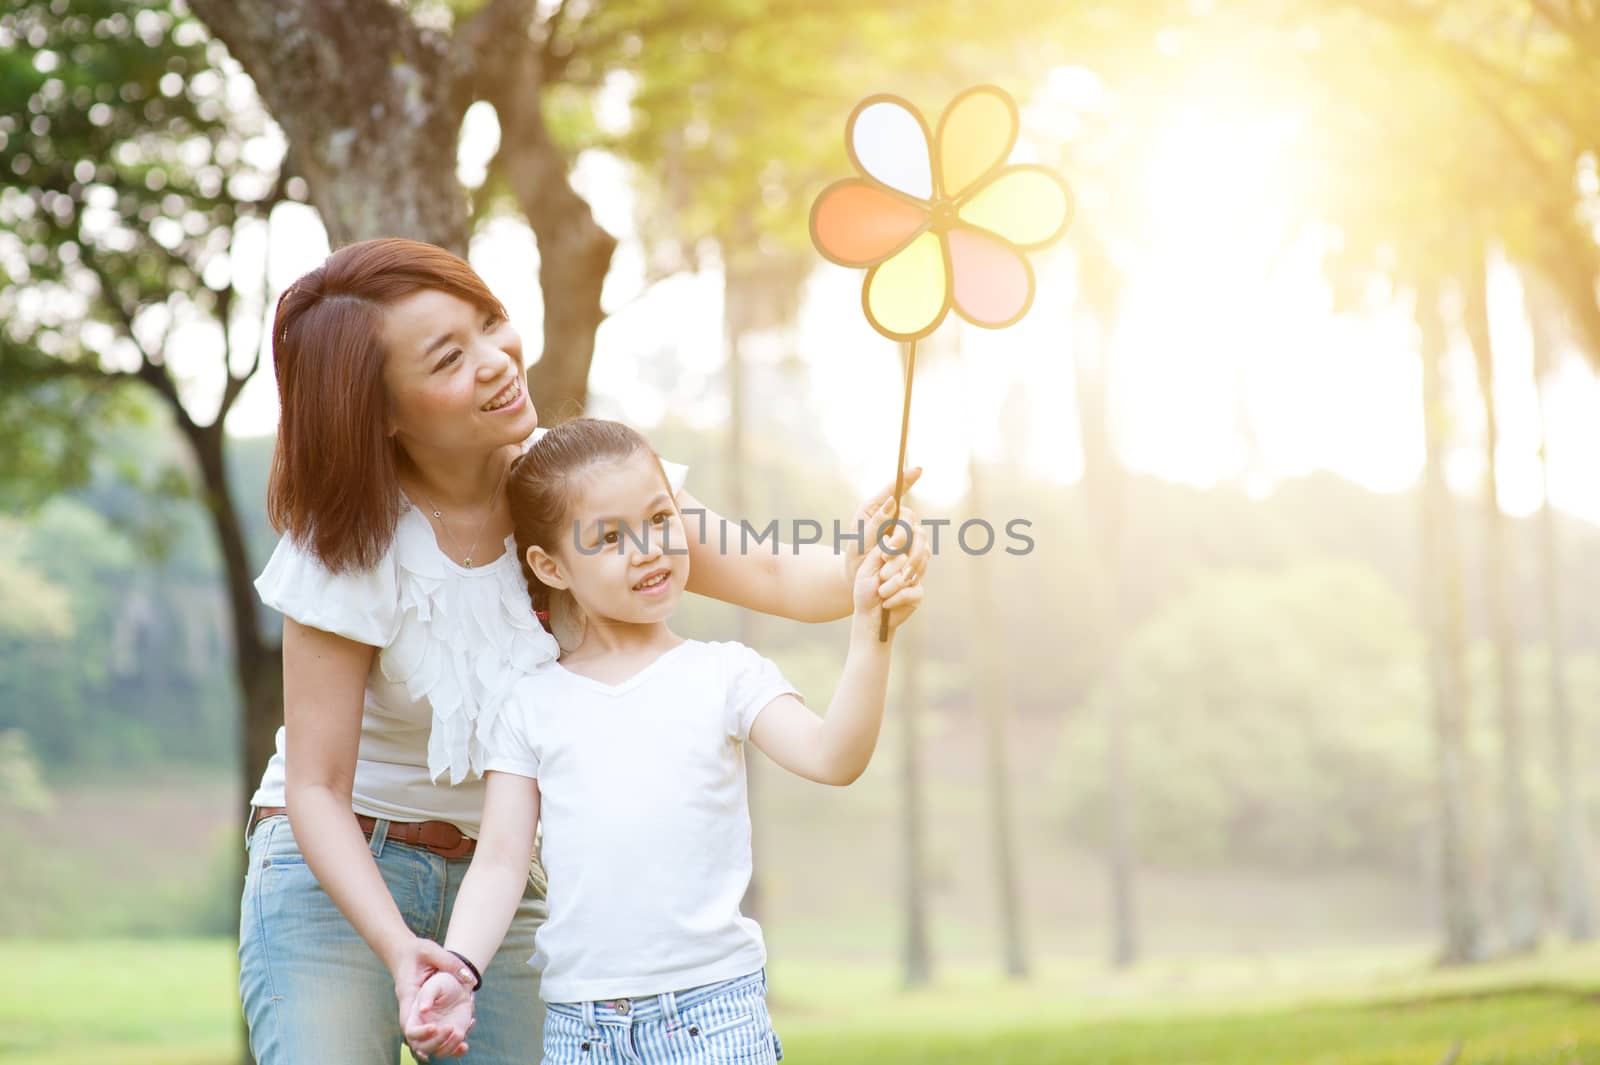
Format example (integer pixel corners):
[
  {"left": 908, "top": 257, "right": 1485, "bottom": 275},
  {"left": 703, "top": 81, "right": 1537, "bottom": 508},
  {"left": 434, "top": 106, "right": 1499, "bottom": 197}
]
[{"left": 447, "top": 949, "right": 483, "bottom": 991}]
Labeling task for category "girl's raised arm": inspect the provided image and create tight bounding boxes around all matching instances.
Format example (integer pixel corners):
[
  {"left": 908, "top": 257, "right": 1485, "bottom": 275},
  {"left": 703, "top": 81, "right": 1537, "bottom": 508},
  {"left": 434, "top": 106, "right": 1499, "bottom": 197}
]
[
  {"left": 747, "top": 548, "right": 924, "bottom": 785},
  {"left": 680, "top": 467, "right": 928, "bottom": 623}
]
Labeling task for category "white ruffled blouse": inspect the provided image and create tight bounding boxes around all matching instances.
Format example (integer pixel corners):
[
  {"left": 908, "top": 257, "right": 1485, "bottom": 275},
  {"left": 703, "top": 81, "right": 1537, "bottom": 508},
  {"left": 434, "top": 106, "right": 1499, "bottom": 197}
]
[{"left": 249, "top": 433, "right": 687, "bottom": 837}]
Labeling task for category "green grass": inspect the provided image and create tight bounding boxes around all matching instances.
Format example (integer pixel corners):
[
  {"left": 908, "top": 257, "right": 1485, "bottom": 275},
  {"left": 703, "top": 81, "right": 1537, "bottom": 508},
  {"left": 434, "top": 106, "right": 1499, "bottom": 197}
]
[
  {"left": 6, "top": 939, "right": 1600, "bottom": 1064},
  {"left": 0, "top": 940, "right": 239, "bottom": 1065}
]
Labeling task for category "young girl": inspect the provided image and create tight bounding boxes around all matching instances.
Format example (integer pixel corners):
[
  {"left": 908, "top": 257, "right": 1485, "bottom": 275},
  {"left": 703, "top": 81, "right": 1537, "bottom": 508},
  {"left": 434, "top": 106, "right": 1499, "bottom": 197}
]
[{"left": 400, "top": 418, "right": 925, "bottom": 1062}]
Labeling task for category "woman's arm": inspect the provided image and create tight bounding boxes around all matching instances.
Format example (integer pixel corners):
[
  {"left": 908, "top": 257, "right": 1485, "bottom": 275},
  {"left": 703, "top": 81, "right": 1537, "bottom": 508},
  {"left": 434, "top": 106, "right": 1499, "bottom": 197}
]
[
  {"left": 680, "top": 467, "right": 929, "bottom": 623},
  {"left": 403, "top": 771, "right": 541, "bottom": 1059},
  {"left": 280, "top": 619, "right": 463, "bottom": 1016},
  {"left": 748, "top": 547, "right": 925, "bottom": 784}
]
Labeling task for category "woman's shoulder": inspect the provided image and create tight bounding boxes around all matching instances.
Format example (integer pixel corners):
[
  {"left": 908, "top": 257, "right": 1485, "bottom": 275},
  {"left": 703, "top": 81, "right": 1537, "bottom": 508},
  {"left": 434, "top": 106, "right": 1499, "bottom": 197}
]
[{"left": 254, "top": 531, "right": 402, "bottom": 646}]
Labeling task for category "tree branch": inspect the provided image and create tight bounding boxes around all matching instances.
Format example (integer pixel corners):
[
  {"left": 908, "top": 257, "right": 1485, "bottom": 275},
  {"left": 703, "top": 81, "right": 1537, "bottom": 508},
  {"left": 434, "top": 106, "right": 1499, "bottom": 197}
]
[
  {"left": 1342, "top": 0, "right": 1598, "bottom": 140},
  {"left": 78, "top": 246, "right": 198, "bottom": 436},
  {"left": 540, "top": 0, "right": 577, "bottom": 67},
  {"left": 450, "top": 0, "right": 538, "bottom": 95}
]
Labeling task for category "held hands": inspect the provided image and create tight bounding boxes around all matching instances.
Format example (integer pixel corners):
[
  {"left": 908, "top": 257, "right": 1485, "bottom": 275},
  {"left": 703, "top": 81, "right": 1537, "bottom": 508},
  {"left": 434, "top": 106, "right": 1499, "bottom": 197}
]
[
  {"left": 404, "top": 969, "right": 477, "bottom": 1060},
  {"left": 391, "top": 937, "right": 476, "bottom": 1060}
]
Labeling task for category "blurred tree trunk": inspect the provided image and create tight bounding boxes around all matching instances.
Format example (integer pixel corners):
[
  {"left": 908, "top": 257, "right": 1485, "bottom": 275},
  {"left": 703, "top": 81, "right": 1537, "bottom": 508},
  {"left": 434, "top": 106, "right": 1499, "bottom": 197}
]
[
  {"left": 892, "top": 334, "right": 933, "bottom": 988},
  {"left": 191, "top": 422, "right": 284, "bottom": 816},
  {"left": 965, "top": 452, "right": 1030, "bottom": 979},
  {"left": 720, "top": 242, "right": 808, "bottom": 923},
  {"left": 1526, "top": 276, "right": 1595, "bottom": 942},
  {"left": 1417, "top": 279, "right": 1486, "bottom": 964},
  {"left": 1074, "top": 230, "right": 1137, "bottom": 968},
  {"left": 897, "top": 618, "right": 933, "bottom": 987},
  {"left": 723, "top": 249, "right": 762, "bottom": 924},
  {"left": 1461, "top": 255, "right": 1539, "bottom": 953}
]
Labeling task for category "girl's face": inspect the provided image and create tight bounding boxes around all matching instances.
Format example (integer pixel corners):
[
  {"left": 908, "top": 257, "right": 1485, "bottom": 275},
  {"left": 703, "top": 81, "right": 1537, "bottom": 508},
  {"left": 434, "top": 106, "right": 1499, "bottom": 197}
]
[
  {"left": 381, "top": 289, "right": 536, "bottom": 458},
  {"left": 532, "top": 450, "right": 690, "bottom": 628}
]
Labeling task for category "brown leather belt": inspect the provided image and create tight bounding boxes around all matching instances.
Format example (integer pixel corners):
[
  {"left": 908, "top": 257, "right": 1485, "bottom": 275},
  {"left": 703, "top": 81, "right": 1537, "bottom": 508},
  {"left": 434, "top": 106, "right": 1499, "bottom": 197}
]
[{"left": 251, "top": 807, "right": 476, "bottom": 860}]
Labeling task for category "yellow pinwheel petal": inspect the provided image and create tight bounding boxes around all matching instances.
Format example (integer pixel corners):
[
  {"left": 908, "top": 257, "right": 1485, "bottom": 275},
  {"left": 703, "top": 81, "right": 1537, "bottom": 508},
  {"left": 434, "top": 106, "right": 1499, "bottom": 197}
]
[
  {"left": 936, "top": 85, "right": 1018, "bottom": 198},
  {"left": 958, "top": 165, "right": 1074, "bottom": 249},
  {"left": 863, "top": 231, "right": 949, "bottom": 341}
]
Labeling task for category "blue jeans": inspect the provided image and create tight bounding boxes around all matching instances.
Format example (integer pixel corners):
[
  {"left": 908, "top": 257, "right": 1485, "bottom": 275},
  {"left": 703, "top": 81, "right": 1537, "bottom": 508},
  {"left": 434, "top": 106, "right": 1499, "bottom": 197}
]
[
  {"left": 543, "top": 970, "right": 781, "bottom": 1065},
  {"left": 240, "top": 813, "right": 547, "bottom": 1064}
]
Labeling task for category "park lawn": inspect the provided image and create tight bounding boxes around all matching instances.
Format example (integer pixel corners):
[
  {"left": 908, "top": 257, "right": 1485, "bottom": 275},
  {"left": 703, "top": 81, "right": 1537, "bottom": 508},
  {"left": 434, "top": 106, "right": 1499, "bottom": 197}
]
[
  {"left": 4, "top": 940, "right": 1600, "bottom": 1064},
  {"left": 0, "top": 939, "right": 238, "bottom": 1065}
]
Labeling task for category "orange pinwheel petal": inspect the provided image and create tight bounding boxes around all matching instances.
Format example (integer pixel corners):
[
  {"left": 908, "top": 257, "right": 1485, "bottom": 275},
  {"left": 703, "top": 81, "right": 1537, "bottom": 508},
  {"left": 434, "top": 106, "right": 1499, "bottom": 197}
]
[
  {"left": 863, "top": 231, "right": 949, "bottom": 340},
  {"left": 948, "top": 226, "right": 1034, "bottom": 328},
  {"left": 810, "top": 179, "right": 930, "bottom": 267},
  {"left": 936, "top": 85, "right": 1018, "bottom": 199},
  {"left": 958, "top": 165, "right": 1073, "bottom": 249}
]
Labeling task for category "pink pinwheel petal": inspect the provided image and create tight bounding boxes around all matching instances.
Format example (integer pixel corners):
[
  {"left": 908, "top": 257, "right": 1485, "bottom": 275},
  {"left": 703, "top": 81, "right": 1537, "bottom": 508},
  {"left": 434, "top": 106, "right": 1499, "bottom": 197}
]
[{"left": 947, "top": 225, "right": 1034, "bottom": 328}]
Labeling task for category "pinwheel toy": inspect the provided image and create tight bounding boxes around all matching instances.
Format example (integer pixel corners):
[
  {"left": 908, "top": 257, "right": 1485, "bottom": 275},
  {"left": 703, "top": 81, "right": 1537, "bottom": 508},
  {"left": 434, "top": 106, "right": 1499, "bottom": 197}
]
[{"left": 809, "top": 84, "right": 1074, "bottom": 638}]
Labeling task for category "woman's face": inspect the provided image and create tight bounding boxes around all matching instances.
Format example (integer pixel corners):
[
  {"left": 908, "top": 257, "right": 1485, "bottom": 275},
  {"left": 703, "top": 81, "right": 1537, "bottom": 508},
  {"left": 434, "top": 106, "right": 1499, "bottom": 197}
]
[{"left": 380, "top": 288, "right": 537, "bottom": 458}]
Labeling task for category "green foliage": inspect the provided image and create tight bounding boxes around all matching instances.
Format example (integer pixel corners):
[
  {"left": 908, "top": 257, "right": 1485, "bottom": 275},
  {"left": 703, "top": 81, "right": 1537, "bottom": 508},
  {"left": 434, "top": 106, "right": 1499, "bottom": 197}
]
[
  {"left": 0, "top": 477, "right": 237, "bottom": 768},
  {"left": 0, "top": 730, "right": 52, "bottom": 813},
  {"left": 0, "top": 0, "right": 278, "bottom": 499},
  {"left": 603, "top": 0, "right": 1132, "bottom": 258},
  {"left": 1059, "top": 561, "right": 1434, "bottom": 868}
]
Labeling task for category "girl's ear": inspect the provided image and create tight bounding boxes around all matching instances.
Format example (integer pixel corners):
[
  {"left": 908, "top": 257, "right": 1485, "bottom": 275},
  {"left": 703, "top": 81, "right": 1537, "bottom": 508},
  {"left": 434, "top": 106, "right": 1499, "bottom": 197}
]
[{"left": 527, "top": 545, "right": 568, "bottom": 590}]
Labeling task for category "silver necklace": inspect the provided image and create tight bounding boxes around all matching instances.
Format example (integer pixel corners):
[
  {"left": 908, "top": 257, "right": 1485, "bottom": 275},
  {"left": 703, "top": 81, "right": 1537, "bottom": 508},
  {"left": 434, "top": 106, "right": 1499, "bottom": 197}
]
[{"left": 418, "top": 459, "right": 510, "bottom": 568}]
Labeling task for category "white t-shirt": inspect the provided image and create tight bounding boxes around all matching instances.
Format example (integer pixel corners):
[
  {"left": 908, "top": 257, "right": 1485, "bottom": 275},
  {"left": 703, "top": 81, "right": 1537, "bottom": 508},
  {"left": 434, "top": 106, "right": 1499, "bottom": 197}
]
[
  {"left": 249, "top": 430, "right": 687, "bottom": 838},
  {"left": 482, "top": 639, "right": 800, "bottom": 1002}
]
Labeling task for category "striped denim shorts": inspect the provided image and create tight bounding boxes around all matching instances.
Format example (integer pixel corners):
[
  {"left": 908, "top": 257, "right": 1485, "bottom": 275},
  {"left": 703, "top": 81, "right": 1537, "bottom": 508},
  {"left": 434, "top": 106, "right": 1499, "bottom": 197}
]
[{"left": 542, "top": 969, "right": 782, "bottom": 1064}]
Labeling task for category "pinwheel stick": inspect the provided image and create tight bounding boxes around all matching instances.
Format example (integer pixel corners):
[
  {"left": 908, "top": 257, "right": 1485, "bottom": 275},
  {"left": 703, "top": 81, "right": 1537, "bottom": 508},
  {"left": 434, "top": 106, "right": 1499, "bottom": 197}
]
[{"left": 880, "top": 338, "right": 918, "bottom": 642}]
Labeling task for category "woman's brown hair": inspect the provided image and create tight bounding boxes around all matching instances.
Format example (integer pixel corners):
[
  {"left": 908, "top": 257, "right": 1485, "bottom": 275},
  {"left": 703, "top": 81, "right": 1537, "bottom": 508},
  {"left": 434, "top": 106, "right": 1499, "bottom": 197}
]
[
  {"left": 506, "top": 418, "right": 667, "bottom": 636},
  {"left": 266, "top": 238, "right": 506, "bottom": 573}
]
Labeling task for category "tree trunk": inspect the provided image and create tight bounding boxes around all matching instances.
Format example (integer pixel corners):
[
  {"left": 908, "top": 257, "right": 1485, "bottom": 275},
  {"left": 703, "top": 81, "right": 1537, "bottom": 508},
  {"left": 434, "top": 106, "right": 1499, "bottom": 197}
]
[
  {"left": 181, "top": 422, "right": 279, "bottom": 1065},
  {"left": 193, "top": 1, "right": 617, "bottom": 415},
  {"left": 723, "top": 252, "right": 762, "bottom": 923},
  {"left": 1526, "top": 277, "right": 1595, "bottom": 942},
  {"left": 1072, "top": 231, "right": 1137, "bottom": 968},
  {"left": 189, "top": 0, "right": 472, "bottom": 254},
  {"left": 897, "top": 619, "right": 932, "bottom": 987},
  {"left": 482, "top": 30, "right": 616, "bottom": 417},
  {"left": 1418, "top": 279, "right": 1486, "bottom": 965},
  {"left": 895, "top": 338, "right": 931, "bottom": 988},
  {"left": 187, "top": 424, "right": 280, "bottom": 791},
  {"left": 1462, "top": 256, "right": 1539, "bottom": 954},
  {"left": 966, "top": 452, "right": 1029, "bottom": 979}
]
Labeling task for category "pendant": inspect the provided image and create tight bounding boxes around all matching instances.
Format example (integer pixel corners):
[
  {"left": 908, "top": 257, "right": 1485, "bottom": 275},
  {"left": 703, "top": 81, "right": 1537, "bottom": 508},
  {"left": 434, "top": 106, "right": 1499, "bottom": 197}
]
[{"left": 464, "top": 558, "right": 473, "bottom": 568}]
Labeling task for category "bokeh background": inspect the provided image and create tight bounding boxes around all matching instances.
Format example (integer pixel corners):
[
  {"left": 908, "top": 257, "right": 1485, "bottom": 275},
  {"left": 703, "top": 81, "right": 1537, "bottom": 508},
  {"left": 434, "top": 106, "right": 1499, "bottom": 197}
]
[{"left": 6, "top": 1, "right": 1600, "bottom": 1062}]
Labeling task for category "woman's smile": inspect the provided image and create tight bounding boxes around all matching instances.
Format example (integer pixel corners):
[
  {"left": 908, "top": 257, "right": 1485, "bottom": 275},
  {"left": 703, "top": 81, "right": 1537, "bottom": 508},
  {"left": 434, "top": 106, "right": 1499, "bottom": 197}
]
[{"left": 481, "top": 377, "right": 524, "bottom": 413}]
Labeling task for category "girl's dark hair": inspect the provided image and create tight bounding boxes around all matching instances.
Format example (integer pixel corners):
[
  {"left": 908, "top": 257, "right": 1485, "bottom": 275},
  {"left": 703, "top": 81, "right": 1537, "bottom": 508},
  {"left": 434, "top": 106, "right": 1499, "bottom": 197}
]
[{"left": 507, "top": 418, "right": 665, "bottom": 635}]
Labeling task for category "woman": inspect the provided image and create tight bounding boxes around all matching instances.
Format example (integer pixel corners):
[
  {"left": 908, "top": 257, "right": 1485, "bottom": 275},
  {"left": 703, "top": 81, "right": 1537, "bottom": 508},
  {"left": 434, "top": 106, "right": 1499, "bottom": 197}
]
[{"left": 239, "top": 237, "right": 929, "bottom": 1065}]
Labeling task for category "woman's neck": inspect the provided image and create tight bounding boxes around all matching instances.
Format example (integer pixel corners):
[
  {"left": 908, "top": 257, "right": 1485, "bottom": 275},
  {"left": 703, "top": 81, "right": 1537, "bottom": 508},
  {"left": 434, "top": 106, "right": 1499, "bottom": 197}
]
[{"left": 401, "top": 443, "right": 515, "bottom": 510}]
